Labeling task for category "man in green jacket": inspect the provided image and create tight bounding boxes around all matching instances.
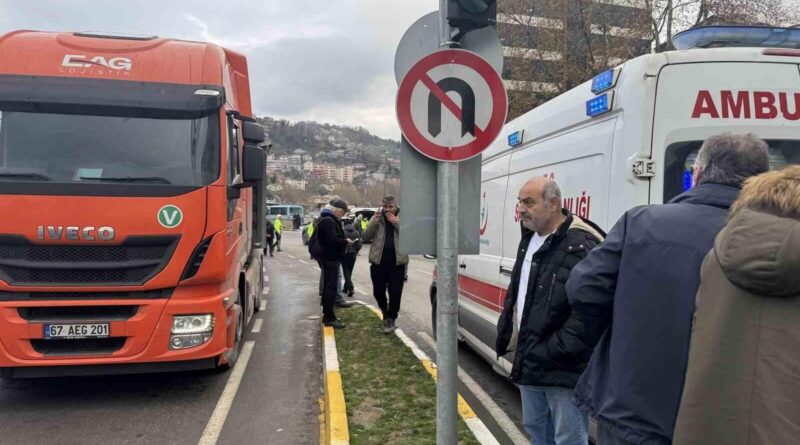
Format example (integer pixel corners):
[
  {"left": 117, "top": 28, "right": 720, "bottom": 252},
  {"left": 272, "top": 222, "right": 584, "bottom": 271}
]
[{"left": 362, "top": 195, "right": 408, "bottom": 333}]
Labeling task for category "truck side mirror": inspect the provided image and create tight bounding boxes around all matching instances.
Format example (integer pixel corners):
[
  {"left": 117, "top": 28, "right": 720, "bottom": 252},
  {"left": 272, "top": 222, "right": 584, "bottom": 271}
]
[
  {"left": 241, "top": 144, "right": 265, "bottom": 184},
  {"left": 242, "top": 121, "right": 266, "bottom": 144}
]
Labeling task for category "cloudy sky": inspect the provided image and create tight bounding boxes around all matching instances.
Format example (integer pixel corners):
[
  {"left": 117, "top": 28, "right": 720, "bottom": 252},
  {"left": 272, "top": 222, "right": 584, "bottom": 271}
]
[{"left": 0, "top": 0, "right": 437, "bottom": 139}]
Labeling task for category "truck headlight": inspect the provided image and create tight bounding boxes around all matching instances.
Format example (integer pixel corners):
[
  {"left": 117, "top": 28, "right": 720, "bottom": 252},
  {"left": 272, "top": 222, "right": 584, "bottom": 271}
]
[
  {"left": 172, "top": 314, "right": 214, "bottom": 334},
  {"left": 170, "top": 314, "right": 214, "bottom": 350}
]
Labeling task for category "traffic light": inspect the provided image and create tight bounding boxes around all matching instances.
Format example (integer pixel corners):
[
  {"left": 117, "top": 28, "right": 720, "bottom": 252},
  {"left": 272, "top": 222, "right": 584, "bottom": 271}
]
[{"left": 447, "top": 0, "right": 497, "bottom": 31}]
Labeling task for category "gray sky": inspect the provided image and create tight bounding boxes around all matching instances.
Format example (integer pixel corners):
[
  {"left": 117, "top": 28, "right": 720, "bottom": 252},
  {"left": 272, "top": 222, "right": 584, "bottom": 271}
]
[{"left": 0, "top": 0, "right": 437, "bottom": 139}]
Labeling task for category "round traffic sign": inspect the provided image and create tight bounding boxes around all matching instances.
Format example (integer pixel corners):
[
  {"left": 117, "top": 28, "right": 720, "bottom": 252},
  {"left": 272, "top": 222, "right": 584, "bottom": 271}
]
[{"left": 396, "top": 49, "right": 507, "bottom": 162}]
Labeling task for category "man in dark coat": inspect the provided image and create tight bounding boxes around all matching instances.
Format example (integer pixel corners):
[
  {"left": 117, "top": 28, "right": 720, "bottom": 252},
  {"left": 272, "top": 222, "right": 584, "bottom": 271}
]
[
  {"left": 265, "top": 218, "right": 275, "bottom": 257},
  {"left": 495, "top": 177, "right": 605, "bottom": 445},
  {"left": 560, "top": 133, "right": 769, "bottom": 445},
  {"left": 313, "top": 199, "right": 353, "bottom": 329}
]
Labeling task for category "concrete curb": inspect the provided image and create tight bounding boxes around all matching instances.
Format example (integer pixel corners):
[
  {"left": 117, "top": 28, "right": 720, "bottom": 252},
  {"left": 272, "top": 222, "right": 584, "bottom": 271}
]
[
  {"left": 321, "top": 325, "right": 349, "bottom": 445},
  {"left": 353, "top": 301, "right": 500, "bottom": 445}
]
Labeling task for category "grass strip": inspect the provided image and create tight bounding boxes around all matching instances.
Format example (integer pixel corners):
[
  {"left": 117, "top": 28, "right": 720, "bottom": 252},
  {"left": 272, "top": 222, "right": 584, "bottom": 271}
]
[{"left": 336, "top": 305, "right": 480, "bottom": 445}]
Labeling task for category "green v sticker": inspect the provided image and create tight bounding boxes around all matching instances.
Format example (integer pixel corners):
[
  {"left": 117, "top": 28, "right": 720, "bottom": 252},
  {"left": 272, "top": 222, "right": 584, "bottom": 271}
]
[{"left": 158, "top": 205, "right": 183, "bottom": 228}]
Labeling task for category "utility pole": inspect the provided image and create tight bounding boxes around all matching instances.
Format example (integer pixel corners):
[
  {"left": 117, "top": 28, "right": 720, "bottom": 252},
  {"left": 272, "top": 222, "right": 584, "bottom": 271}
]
[{"left": 436, "top": 1, "right": 459, "bottom": 443}]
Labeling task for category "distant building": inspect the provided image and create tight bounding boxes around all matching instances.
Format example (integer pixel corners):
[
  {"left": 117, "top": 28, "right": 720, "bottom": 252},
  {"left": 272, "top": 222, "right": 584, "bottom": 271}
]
[{"left": 497, "top": 0, "right": 650, "bottom": 119}]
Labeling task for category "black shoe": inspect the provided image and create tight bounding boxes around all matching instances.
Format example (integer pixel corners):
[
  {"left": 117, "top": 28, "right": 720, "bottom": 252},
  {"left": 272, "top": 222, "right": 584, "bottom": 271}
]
[
  {"left": 269, "top": 253, "right": 274, "bottom": 257},
  {"left": 347, "top": 290, "right": 354, "bottom": 297},
  {"left": 383, "top": 318, "right": 396, "bottom": 334},
  {"left": 404, "top": 275, "right": 408, "bottom": 281},
  {"left": 324, "top": 319, "right": 345, "bottom": 329},
  {"left": 335, "top": 301, "right": 354, "bottom": 308}
]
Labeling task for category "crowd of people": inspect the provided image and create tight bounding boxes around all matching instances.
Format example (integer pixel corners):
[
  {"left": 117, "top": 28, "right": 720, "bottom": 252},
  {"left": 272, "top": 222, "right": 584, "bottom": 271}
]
[
  {"left": 275, "top": 131, "right": 799, "bottom": 445},
  {"left": 306, "top": 195, "right": 408, "bottom": 332},
  {"left": 497, "top": 133, "right": 799, "bottom": 445}
]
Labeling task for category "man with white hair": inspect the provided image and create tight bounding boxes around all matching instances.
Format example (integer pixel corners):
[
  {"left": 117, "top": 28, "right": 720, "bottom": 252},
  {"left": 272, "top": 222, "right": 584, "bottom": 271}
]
[{"left": 563, "top": 133, "right": 770, "bottom": 445}]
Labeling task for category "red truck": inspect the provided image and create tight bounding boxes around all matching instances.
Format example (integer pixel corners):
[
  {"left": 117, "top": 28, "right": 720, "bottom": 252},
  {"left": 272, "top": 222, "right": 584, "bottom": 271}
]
[{"left": 0, "top": 30, "right": 267, "bottom": 377}]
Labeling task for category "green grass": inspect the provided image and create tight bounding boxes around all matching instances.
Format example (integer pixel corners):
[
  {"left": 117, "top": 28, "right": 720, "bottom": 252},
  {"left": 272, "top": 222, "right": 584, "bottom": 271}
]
[{"left": 335, "top": 305, "right": 480, "bottom": 445}]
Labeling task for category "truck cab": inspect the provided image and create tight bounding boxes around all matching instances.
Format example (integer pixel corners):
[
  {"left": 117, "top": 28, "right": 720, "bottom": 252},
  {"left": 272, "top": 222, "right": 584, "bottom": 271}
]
[{"left": 0, "top": 31, "right": 267, "bottom": 377}]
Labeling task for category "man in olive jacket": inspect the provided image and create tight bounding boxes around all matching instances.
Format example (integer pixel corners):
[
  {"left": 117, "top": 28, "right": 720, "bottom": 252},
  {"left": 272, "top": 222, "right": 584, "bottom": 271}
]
[
  {"left": 362, "top": 195, "right": 409, "bottom": 333},
  {"left": 495, "top": 177, "right": 604, "bottom": 445}
]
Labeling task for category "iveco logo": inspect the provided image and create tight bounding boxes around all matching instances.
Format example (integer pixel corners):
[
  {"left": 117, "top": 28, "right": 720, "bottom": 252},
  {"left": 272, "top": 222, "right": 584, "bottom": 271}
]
[{"left": 36, "top": 226, "right": 116, "bottom": 241}]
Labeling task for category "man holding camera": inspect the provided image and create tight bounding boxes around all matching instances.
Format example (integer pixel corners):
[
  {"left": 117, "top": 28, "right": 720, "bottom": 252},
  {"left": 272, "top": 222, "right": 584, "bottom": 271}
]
[{"left": 362, "top": 195, "right": 408, "bottom": 333}]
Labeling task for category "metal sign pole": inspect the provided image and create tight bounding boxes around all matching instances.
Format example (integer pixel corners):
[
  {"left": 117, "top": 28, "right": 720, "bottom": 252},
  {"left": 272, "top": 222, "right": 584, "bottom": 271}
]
[{"left": 436, "top": 1, "right": 459, "bottom": 444}]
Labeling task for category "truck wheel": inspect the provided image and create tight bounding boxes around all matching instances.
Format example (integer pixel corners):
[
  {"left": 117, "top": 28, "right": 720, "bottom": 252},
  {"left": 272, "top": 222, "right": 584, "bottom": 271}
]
[
  {"left": 217, "top": 292, "right": 244, "bottom": 371},
  {"left": 254, "top": 272, "right": 263, "bottom": 313}
]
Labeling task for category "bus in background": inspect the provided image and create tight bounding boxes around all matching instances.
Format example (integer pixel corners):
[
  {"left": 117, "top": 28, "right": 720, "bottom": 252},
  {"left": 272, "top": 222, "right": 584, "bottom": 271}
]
[
  {"left": 266, "top": 204, "right": 305, "bottom": 224},
  {"left": 0, "top": 30, "right": 267, "bottom": 377}
]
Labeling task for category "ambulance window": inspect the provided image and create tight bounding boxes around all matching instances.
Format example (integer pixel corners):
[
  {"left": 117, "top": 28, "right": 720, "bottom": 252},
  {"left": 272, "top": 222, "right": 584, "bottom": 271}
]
[{"left": 664, "top": 140, "right": 800, "bottom": 202}]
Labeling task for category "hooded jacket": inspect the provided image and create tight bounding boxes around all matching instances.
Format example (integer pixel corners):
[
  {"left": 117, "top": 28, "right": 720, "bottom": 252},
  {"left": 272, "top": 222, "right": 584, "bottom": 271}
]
[{"left": 673, "top": 208, "right": 800, "bottom": 445}]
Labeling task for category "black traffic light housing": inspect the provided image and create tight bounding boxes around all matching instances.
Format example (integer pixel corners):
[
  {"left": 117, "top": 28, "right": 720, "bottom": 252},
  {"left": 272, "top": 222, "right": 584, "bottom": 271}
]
[{"left": 447, "top": 0, "right": 497, "bottom": 32}]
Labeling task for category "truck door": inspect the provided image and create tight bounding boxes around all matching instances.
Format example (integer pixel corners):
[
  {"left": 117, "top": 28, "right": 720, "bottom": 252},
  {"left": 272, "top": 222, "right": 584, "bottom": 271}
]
[{"left": 226, "top": 113, "right": 246, "bottom": 266}]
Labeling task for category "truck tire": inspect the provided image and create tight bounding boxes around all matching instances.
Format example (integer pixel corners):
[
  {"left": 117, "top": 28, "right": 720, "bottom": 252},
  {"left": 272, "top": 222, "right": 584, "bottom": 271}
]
[{"left": 217, "top": 291, "right": 244, "bottom": 371}]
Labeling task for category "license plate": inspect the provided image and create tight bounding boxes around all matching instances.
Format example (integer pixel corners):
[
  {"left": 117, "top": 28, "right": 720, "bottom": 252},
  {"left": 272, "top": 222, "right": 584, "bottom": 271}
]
[{"left": 44, "top": 323, "right": 110, "bottom": 339}]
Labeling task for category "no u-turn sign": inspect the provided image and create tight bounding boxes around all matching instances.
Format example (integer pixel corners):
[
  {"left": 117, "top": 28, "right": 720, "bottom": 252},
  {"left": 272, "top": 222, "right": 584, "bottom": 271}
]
[{"left": 396, "top": 49, "right": 507, "bottom": 162}]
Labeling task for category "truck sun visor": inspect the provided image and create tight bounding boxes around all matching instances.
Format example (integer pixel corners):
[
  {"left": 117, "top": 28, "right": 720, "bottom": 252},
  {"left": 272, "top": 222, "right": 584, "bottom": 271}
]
[{"left": 0, "top": 75, "right": 225, "bottom": 119}]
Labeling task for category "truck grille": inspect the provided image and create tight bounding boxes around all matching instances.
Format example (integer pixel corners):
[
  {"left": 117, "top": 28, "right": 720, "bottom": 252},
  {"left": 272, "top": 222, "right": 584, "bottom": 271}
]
[
  {"left": 18, "top": 305, "right": 139, "bottom": 323},
  {"left": 0, "top": 235, "right": 179, "bottom": 286}
]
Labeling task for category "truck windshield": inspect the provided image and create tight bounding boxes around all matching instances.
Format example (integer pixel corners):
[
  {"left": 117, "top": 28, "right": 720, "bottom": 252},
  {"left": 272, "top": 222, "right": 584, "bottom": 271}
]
[
  {"left": 664, "top": 139, "right": 800, "bottom": 202},
  {"left": 0, "top": 110, "right": 219, "bottom": 186}
]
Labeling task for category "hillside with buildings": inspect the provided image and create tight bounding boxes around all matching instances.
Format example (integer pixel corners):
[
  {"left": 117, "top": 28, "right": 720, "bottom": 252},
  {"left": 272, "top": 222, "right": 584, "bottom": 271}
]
[{"left": 258, "top": 116, "right": 401, "bottom": 208}]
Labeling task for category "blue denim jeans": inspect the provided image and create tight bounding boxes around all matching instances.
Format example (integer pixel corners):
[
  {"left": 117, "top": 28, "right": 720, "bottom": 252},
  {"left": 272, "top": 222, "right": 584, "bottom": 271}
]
[{"left": 519, "top": 385, "right": 588, "bottom": 445}]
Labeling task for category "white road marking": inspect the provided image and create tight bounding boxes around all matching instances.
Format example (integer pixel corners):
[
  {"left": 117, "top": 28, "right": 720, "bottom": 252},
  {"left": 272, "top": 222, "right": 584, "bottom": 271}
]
[
  {"left": 251, "top": 318, "right": 263, "bottom": 333},
  {"left": 288, "top": 254, "right": 295, "bottom": 259},
  {"left": 314, "top": 267, "right": 320, "bottom": 271},
  {"left": 197, "top": 341, "right": 256, "bottom": 445},
  {"left": 416, "top": 269, "right": 433, "bottom": 276},
  {"left": 262, "top": 286, "right": 270, "bottom": 295},
  {"left": 299, "top": 260, "right": 309, "bottom": 265},
  {"left": 418, "top": 332, "right": 529, "bottom": 445},
  {"left": 259, "top": 299, "right": 266, "bottom": 311}
]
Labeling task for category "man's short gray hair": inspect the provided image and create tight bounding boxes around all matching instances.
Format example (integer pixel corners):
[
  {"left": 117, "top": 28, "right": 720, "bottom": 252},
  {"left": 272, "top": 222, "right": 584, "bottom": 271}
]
[
  {"left": 695, "top": 133, "right": 770, "bottom": 187},
  {"left": 543, "top": 180, "right": 562, "bottom": 204}
]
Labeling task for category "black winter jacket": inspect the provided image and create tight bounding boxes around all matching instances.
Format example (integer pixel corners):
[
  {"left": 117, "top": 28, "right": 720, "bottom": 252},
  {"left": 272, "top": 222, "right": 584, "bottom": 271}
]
[
  {"left": 495, "top": 211, "right": 604, "bottom": 388},
  {"left": 566, "top": 183, "right": 740, "bottom": 445},
  {"left": 315, "top": 210, "right": 347, "bottom": 261}
]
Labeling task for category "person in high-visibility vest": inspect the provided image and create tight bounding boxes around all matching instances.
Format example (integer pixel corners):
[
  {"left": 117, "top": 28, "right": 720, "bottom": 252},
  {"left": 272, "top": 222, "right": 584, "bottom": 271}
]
[
  {"left": 274, "top": 215, "right": 283, "bottom": 252},
  {"left": 360, "top": 217, "right": 368, "bottom": 232}
]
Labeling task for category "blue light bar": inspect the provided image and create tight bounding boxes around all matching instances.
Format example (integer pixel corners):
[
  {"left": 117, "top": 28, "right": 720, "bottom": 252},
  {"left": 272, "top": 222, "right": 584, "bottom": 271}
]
[
  {"left": 591, "top": 68, "right": 619, "bottom": 94},
  {"left": 508, "top": 130, "right": 523, "bottom": 147},
  {"left": 586, "top": 92, "right": 614, "bottom": 117},
  {"left": 672, "top": 25, "right": 800, "bottom": 50},
  {"left": 683, "top": 170, "right": 693, "bottom": 191}
]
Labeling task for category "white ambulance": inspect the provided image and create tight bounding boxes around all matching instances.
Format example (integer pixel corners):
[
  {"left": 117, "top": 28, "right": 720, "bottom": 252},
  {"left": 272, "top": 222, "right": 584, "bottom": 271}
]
[{"left": 430, "top": 26, "right": 800, "bottom": 376}]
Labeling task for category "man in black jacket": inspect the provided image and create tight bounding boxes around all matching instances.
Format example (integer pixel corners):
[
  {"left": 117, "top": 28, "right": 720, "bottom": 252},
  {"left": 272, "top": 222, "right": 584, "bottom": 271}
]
[
  {"left": 561, "top": 133, "right": 769, "bottom": 445},
  {"left": 314, "top": 199, "right": 353, "bottom": 329},
  {"left": 495, "top": 177, "right": 604, "bottom": 445}
]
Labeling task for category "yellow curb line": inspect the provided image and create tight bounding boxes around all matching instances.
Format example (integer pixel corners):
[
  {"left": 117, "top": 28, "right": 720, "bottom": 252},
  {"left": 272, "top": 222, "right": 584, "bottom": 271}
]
[
  {"left": 357, "top": 301, "right": 499, "bottom": 444},
  {"left": 322, "top": 325, "right": 350, "bottom": 445}
]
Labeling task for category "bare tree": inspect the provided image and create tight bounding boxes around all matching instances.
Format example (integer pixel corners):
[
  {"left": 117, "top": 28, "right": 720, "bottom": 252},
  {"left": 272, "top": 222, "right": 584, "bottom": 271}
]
[{"left": 499, "top": 0, "right": 800, "bottom": 119}]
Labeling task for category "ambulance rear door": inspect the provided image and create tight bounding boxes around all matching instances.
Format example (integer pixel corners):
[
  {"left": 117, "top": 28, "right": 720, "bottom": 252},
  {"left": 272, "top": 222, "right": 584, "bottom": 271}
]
[{"left": 652, "top": 59, "right": 800, "bottom": 203}]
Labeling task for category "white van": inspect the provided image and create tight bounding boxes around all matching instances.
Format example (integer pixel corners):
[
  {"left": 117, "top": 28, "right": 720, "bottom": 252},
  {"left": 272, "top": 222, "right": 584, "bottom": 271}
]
[{"left": 430, "top": 27, "right": 800, "bottom": 377}]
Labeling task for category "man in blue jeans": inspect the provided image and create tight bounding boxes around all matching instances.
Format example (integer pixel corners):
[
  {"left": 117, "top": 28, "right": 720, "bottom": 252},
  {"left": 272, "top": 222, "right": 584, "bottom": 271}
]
[{"left": 495, "top": 177, "right": 604, "bottom": 445}]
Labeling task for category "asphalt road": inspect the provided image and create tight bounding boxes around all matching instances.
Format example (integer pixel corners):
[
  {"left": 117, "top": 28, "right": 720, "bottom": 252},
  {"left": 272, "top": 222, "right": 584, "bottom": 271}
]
[
  {"left": 0, "top": 244, "right": 322, "bottom": 445},
  {"left": 0, "top": 230, "right": 527, "bottom": 445}
]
